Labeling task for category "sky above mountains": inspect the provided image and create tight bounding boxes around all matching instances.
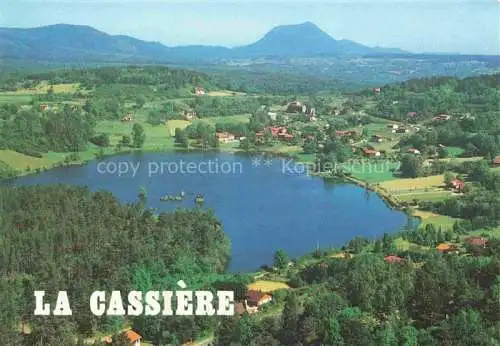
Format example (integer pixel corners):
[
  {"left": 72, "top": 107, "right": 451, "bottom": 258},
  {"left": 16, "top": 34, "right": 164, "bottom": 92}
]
[{"left": 1, "top": 0, "right": 498, "bottom": 55}]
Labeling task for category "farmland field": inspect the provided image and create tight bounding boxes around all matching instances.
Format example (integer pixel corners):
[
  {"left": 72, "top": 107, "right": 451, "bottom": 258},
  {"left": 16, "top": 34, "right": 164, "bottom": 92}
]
[
  {"left": 200, "top": 114, "right": 250, "bottom": 125},
  {"left": 206, "top": 90, "right": 246, "bottom": 97},
  {"left": 0, "top": 149, "right": 53, "bottom": 170},
  {"left": 413, "top": 209, "right": 458, "bottom": 229},
  {"left": 0, "top": 83, "right": 80, "bottom": 95},
  {"left": 0, "top": 94, "right": 33, "bottom": 104},
  {"left": 343, "top": 160, "right": 399, "bottom": 183},
  {"left": 97, "top": 120, "right": 173, "bottom": 149},
  {"left": 379, "top": 174, "right": 445, "bottom": 191},
  {"left": 165, "top": 119, "right": 191, "bottom": 135},
  {"left": 247, "top": 280, "right": 290, "bottom": 292}
]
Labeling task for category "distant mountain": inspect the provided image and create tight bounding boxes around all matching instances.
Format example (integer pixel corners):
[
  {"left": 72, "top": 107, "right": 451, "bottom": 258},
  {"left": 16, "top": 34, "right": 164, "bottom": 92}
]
[
  {"left": 233, "top": 22, "right": 405, "bottom": 57},
  {"left": 0, "top": 22, "right": 407, "bottom": 64},
  {"left": 0, "top": 24, "right": 172, "bottom": 62}
]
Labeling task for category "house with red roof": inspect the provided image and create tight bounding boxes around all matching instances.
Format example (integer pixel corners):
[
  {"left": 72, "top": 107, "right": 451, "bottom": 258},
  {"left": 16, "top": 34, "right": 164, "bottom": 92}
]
[
  {"left": 363, "top": 148, "right": 381, "bottom": 157},
  {"left": 125, "top": 330, "right": 142, "bottom": 346},
  {"left": 407, "top": 148, "right": 421, "bottom": 155},
  {"left": 246, "top": 290, "right": 273, "bottom": 308},
  {"left": 384, "top": 255, "right": 404, "bottom": 263},
  {"left": 407, "top": 111, "right": 418, "bottom": 118},
  {"left": 104, "top": 329, "right": 142, "bottom": 346},
  {"left": 465, "top": 236, "right": 488, "bottom": 248},
  {"left": 450, "top": 179, "right": 465, "bottom": 192},
  {"left": 436, "top": 243, "right": 458, "bottom": 254},
  {"left": 278, "top": 133, "right": 294, "bottom": 141},
  {"left": 373, "top": 87, "right": 381, "bottom": 93}
]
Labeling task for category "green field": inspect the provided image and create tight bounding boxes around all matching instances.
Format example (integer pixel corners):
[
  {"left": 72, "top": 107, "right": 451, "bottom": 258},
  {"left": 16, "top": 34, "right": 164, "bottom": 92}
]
[
  {"left": 0, "top": 94, "right": 33, "bottom": 104},
  {"left": 413, "top": 209, "right": 458, "bottom": 230},
  {"left": 96, "top": 120, "right": 174, "bottom": 150},
  {"left": 200, "top": 114, "right": 250, "bottom": 125},
  {"left": 446, "top": 146, "right": 465, "bottom": 157},
  {"left": 343, "top": 160, "right": 399, "bottom": 183}
]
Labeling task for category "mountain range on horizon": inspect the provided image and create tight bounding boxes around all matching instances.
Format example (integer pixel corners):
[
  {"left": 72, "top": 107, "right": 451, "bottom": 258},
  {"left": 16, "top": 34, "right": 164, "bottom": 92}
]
[{"left": 0, "top": 22, "right": 409, "bottom": 64}]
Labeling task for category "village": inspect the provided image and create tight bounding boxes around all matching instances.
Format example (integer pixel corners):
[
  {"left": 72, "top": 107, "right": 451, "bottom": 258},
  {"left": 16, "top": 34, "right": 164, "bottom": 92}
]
[{"left": 0, "top": 68, "right": 499, "bottom": 346}]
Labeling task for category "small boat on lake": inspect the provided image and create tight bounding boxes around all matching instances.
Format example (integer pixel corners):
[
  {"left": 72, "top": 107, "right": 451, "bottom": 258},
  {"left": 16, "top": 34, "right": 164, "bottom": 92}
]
[
  {"left": 195, "top": 193, "right": 204, "bottom": 204},
  {"left": 160, "top": 192, "right": 185, "bottom": 202}
]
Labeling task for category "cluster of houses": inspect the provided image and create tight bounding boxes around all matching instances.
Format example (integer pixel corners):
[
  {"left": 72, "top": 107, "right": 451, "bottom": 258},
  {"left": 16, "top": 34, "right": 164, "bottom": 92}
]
[
  {"left": 383, "top": 236, "right": 489, "bottom": 264},
  {"left": 387, "top": 123, "right": 410, "bottom": 134},
  {"left": 449, "top": 178, "right": 465, "bottom": 192},
  {"left": 363, "top": 148, "right": 381, "bottom": 157},
  {"left": 256, "top": 126, "right": 294, "bottom": 141}
]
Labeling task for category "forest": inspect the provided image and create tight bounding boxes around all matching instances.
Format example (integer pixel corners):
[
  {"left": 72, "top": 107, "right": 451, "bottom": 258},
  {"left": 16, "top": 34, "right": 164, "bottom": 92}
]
[
  {"left": 0, "top": 185, "right": 498, "bottom": 345},
  {"left": 0, "top": 185, "right": 239, "bottom": 345}
]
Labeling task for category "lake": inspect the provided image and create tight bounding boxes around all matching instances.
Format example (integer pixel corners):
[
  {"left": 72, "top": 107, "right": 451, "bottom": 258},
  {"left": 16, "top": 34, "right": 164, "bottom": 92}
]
[{"left": 8, "top": 152, "right": 411, "bottom": 272}]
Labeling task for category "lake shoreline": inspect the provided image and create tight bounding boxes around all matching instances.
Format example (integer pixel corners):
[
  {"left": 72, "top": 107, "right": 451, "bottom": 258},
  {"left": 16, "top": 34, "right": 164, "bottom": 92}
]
[
  {"left": 2, "top": 145, "right": 414, "bottom": 220},
  {"left": 7, "top": 150, "right": 411, "bottom": 272}
]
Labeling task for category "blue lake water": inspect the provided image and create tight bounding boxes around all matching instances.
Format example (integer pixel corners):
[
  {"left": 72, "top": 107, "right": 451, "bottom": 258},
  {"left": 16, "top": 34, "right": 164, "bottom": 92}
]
[{"left": 8, "top": 152, "right": 411, "bottom": 272}]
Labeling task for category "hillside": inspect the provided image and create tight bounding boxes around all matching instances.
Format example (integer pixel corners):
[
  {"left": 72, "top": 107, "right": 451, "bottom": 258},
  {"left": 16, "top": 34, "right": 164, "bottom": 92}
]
[
  {"left": 0, "top": 22, "right": 406, "bottom": 64},
  {"left": 233, "top": 22, "right": 405, "bottom": 57}
]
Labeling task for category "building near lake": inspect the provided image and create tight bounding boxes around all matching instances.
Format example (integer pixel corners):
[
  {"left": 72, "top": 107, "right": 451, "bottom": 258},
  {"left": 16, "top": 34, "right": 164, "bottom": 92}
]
[{"left": 216, "top": 132, "right": 237, "bottom": 143}]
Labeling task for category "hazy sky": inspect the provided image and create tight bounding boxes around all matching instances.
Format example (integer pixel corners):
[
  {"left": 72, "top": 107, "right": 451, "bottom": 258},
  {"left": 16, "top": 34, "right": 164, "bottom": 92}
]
[{"left": 1, "top": 0, "right": 499, "bottom": 54}]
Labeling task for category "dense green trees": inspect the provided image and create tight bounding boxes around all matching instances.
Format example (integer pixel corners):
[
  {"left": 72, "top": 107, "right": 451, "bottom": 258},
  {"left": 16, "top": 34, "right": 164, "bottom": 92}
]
[
  {"left": 131, "top": 123, "right": 146, "bottom": 148},
  {"left": 0, "top": 104, "right": 95, "bottom": 156},
  {"left": 0, "top": 185, "right": 231, "bottom": 345},
  {"left": 399, "top": 154, "right": 423, "bottom": 178}
]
